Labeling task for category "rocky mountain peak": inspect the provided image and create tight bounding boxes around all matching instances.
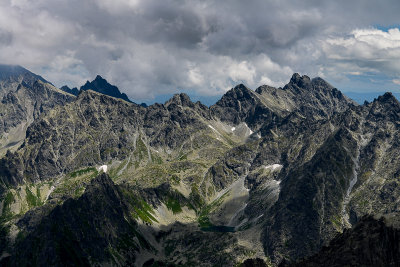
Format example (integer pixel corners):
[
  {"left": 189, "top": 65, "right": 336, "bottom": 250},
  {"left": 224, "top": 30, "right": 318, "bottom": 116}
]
[
  {"left": 211, "top": 83, "right": 271, "bottom": 126},
  {"left": 219, "top": 83, "right": 256, "bottom": 104},
  {"left": 0, "top": 64, "right": 49, "bottom": 86},
  {"left": 95, "top": 74, "right": 104, "bottom": 81},
  {"left": 233, "top": 83, "right": 249, "bottom": 90},
  {"left": 0, "top": 64, "right": 27, "bottom": 79},
  {"left": 232, "top": 83, "right": 253, "bottom": 94},
  {"left": 165, "top": 93, "right": 193, "bottom": 107},
  {"left": 80, "top": 75, "right": 132, "bottom": 103},
  {"left": 84, "top": 172, "right": 119, "bottom": 199},
  {"left": 289, "top": 73, "right": 311, "bottom": 88},
  {"left": 367, "top": 92, "right": 400, "bottom": 119},
  {"left": 375, "top": 92, "right": 398, "bottom": 105}
]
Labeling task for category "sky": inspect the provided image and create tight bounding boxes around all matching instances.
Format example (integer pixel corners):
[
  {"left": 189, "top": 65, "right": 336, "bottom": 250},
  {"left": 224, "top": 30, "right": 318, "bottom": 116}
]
[{"left": 0, "top": 0, "right": 400, "bottom": 103}]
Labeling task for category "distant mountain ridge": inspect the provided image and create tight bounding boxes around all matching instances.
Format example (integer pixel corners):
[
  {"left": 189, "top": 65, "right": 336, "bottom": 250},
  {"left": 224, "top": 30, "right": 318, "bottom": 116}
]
[
  {"left": 345, "top": 91, "right": 400, "bottom": 104},
  {"left": 63, "top": 72, "right": 400, "bottom": 107},
  {"left": 60, "top": 85, "right": 79, "bottom": 96},
  {"left": 0, "top": 64, "right": 49, "bottom": 84},
  {"left": 61, "top": 75, "right": 132, "bottom": 103}
]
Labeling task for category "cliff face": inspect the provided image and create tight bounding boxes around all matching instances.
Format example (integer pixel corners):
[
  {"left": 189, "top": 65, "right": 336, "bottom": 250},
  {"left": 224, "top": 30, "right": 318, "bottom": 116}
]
[{"left": 0, "top": 65, "right": 74, "bottom": 155}]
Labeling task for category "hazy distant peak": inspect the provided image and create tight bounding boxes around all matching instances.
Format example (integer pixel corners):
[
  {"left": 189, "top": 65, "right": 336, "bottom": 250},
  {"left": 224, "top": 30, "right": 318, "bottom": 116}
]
[
  {"left": 80, "top": 75, "right": 132, "bottom": 103},
  {"left": 60, "top": 85, "right": 79, "bottom": 96},
  {"left": 0, "top": 64, "right": 49, "bottom": 84}
]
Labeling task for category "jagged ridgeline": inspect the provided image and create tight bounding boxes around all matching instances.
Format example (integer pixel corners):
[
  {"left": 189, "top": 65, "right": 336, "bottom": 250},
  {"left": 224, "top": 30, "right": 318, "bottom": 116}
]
[{"left": 0, "top": 65, "right": 399, "bottom": 266}]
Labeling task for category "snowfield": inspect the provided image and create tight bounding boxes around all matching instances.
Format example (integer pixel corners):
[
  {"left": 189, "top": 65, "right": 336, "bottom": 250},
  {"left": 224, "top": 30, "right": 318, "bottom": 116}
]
[
  {"left": 98, "top": 165, "right": 108, "bottom": 173},
  {"left": 265, "top": 164, "right": 283, "bottom": 171}
]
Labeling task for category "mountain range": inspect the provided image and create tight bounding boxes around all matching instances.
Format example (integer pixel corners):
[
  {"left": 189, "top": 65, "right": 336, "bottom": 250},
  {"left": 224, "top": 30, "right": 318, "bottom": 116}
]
[{"left": 0, "top": 64, "right": 399, "bottom": 266}]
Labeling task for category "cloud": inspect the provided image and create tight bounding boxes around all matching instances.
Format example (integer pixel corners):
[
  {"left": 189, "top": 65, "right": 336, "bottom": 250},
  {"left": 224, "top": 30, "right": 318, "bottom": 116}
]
[
  {"left": 321, "top": 28, "right": 400, "bottom": 82},
  {"left": 0, "top": 0, "right": 400, "bottom": 101},
  {"left": 393, "top": 79, "right": 400, "bottom": 85}
]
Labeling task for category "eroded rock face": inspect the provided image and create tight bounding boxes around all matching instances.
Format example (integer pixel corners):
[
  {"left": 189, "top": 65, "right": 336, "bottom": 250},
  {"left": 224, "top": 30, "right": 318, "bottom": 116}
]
[{"left": 0, "top": 64, "right": 75, "bottom": 154}]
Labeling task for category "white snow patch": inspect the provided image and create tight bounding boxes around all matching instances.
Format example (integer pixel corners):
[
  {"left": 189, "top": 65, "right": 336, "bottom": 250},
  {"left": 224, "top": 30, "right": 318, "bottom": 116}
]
[
  {"left": 46, "top": 185, "right": 55, "bottom": 201},
  {"left": 234, "top": 218, "right": 249, "bottom": 229},
  {"left": 212, "top": 176, "right": 246, "bottom": 202},
  {"left": 98, "top": 165, "right": 108, "bottom": 173},
  {"left": 256, "top": 133, "right": 261, "bottom": 139},
  {"left": 208, "top": 124, "right": 222, "bottom": 140},
  {"left": 45, "top": 176, "right": 63, "bottom": 201},
  {"left": 208, "top": 124, "right": 217, "bottom": 132},
  {"left": 232, "top": 122, "right": 254, "bottom": 138},
  {"left": 228, "top": 203, "right": 247, "bottom": 226},
  {"left": 265, "top": 164, "right": 283, "bottom": 171},
  {"left": 242, "top": 122, "right": 253, "bottom": 136},
  {"left": 117, "top": 156, "right": 131, "bottom": 176}
]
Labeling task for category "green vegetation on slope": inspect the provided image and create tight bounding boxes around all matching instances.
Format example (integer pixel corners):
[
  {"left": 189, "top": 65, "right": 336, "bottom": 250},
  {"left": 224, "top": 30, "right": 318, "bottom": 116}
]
[
  {"left": 1, "top": 191, "right": 14, "bottom": 222},
  {"left": 166, "top": 196, "right": 183, "bottom": 214},
  {"left": 52, "top": 167, "right": 99, "bottom": 199},
  {"left": 198, "top": 191, "right": 230, "bottom": 228},
  {"left": 69, "top": 167, "right": 97, "bottom": 178},
  {"left": 25, "top": 185, "right": 42, "bottom": 208},
  {"left": 121, "top": 188, "right": 158, "bottom": 224}
]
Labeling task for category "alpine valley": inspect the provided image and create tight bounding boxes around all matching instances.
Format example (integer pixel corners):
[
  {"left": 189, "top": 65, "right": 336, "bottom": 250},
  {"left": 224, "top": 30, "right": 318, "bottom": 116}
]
[{"left": 0, "top": 64, "right": 399, "bottom": 266}]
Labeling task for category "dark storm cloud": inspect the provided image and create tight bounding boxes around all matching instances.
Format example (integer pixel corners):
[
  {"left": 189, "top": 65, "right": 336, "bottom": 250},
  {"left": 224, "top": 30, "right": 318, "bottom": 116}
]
[{"left": 0, "top": 0, "right": 399, "bottom": 100}]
